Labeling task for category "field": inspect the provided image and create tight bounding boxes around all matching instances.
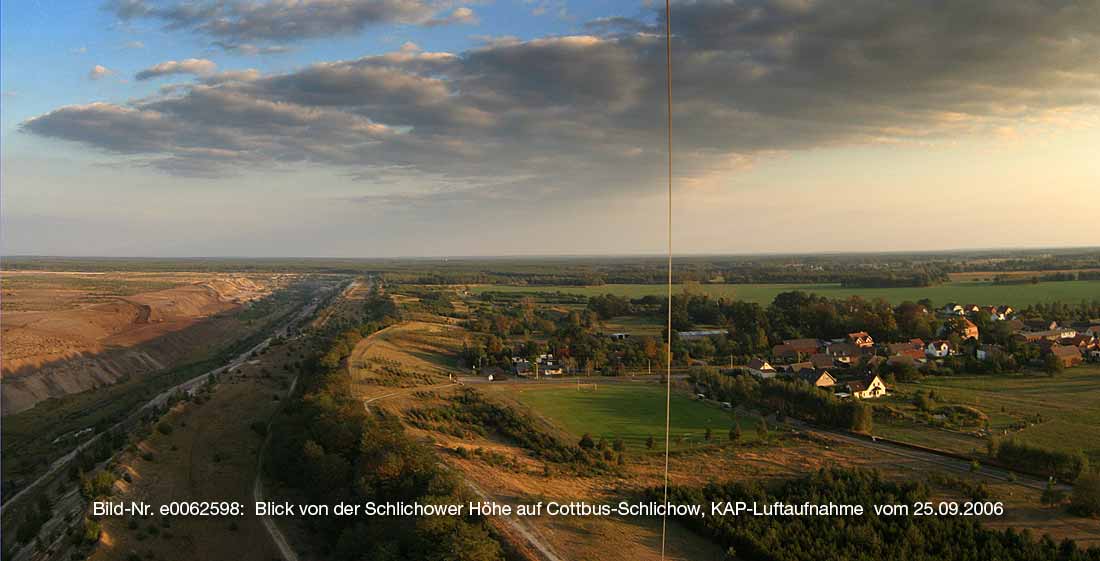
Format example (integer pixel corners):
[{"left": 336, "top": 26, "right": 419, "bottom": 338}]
[
  {"left": 471, "top": 280, "right": 1100, "bottom": 307},
  {"left": 511, "top": 383, "right": 764, "bottom": 450},
  {"left": 880, "top": 365, "right": 1100, "bottom": 461}
]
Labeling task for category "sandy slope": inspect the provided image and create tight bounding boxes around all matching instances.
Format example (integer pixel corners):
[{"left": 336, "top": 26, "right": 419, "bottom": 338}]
[{"left": 1, "top": 276, "right": 271, "bottom": 414}]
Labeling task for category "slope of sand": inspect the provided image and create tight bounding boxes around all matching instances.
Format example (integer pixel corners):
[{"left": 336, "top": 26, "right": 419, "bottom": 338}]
[{"left": 1, "top": 275, "right": 272, "bottom": 414}]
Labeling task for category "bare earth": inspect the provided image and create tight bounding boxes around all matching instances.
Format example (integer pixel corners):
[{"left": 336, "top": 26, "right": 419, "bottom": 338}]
[{"left": 1, "top": 271, "right": 274, "bottom": 414}]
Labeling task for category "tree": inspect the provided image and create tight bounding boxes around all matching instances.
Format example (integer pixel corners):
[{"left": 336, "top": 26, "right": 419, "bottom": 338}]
[
  {"left": 729, "top": 422, "right": 742, "bottom": 442},
  {"left": 704, "top": 427, "right": 713, "bottom": 441},
  {"left": 1043, "top": 353, "right": 1064, "bottom": 376},
  {"left": 579, "top": 433, "right": 595, "bottom": 450},
  {"left": 1042, "top": 479, "right": 1067, "bottom": 507},
  {"left": 1070, "top": 471, "right": 1100, "bottom": 516},
  {"left": 756, "top": 419, "right": 768, "bottom": 440},
  {"left": 645, "top": 435, "right": 655, "bottom": 449}
]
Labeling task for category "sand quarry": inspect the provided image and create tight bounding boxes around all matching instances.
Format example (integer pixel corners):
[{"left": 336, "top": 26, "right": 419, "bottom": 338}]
[{"left": 1, "top": 271, "right": 274, "bottom": 414}]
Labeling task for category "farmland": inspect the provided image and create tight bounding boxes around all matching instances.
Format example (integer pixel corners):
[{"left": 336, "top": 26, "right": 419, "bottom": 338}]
[
  {"left": 881, "top": 365, "right": 1100, "bottom": 462},
  {"left": 507, "top": 383, "right": 767, "bottom": 450},
  {"left": 471, "top": 280, "right": 1100, "bottom": 307}
]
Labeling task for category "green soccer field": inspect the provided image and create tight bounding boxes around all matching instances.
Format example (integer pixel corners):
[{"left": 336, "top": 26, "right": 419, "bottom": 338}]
[
  {"left": 471, "top": 280, "right": 1100, "bottom": 308},
  {"left": 512, "top": 383, "right": 764, "bottom": 450}
]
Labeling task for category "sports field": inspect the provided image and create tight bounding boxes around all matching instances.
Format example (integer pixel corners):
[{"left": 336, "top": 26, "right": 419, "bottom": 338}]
[
  {"left": 889, "top": 365, "right": 1100, "bottom": 461},
  {"left": 512, "top": 383, "right": 764, "bottom": 450},
  {"left": 471, "top": 280, "right": 1100, "bottom": 307}
]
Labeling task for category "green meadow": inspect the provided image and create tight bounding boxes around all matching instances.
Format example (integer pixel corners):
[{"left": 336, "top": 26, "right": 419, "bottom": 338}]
[
  {"left": 471, "top": 280, "right": 1100, "bottom": 307},
  {"left": 888, "top": 365, "right": 1100, "bottom": 461},
  {"left": 512, "top": 383, "right": 764, "bottom": 450}
]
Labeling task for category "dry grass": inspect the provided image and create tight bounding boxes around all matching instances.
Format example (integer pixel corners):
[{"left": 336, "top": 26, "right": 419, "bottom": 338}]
[{"left": 88, "top": 342, "right": 298, "bottom": 561}]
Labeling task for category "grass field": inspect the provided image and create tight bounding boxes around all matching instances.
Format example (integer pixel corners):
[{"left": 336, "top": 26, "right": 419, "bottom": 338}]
[
  {"left": 884, "top": 365, "right": 1100, "bottom": 461},
  {"left": 512, "top": 383, "right": 764, "bottom": 450},
  {"left": 471, "top": 280, "right": 1100, "bottom": 307}
]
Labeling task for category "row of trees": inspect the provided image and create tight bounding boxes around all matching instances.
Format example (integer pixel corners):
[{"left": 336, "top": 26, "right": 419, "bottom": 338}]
[
  {"left": 265, "top": 295, "right": 505, "bottom": 561},
  {"left": 689, "top": 367, "right": 873, "bottom": 433},
  {"left": 661, "top": 467, "right": 1100, "bottom": 561}
]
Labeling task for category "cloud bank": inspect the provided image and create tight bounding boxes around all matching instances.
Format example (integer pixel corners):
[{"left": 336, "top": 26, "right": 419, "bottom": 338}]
[
  {"left": 27, "top": 0, "right": 1100, "bottom": 200},
  {"left": 106, "top": 0, "right": 478, "bottom": 44}
]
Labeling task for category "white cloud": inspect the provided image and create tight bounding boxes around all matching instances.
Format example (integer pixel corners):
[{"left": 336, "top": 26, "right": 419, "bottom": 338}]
[{"left": 88, "top": 65, "right": 114, "bottom": 80}]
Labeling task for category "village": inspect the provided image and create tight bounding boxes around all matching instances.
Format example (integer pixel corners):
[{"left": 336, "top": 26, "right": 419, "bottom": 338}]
[
  {"left": 742, "top": 303, "right": 1100, "bottom": 401},
  {"left": 501, "top": 300, "right": 1100, "bottom": 404}
]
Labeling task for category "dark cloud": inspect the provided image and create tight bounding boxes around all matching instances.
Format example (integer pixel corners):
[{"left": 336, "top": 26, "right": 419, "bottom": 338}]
[
  {"left": 106, "top": 0, "right": 477, "bottom": 43},
  {"left": 27, "top": 0, "right": 1100, "bottom": 202}
]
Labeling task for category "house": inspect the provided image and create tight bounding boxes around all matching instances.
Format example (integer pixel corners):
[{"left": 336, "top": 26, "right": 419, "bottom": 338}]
[
  {"left": 976, "top": 344, "right": 1004, "bottom": 361},
  {"left": 608, "top": 332, "right": 631, "bottom": 341},
  {"left": 1023, "top": 319, "right": 1059, "bottom": 332},
  {"left": 1046, "top": 344, "right": 1083, "bottom": 368},
  {"left": 747, "top": 358, "right": 777, "bottom": 379},
  {"left": 772, "top": 338, "right": 821, "bottom": 361},
  {"left": 926, "top": 340, "right": 952, "bottom": 358},
  {"left": 511, "top": 354, "right": 563, "bottom": 377},
  {"left": 797, "top": 368, "right": 837, "bottom": 388},
  {"left": 960, "top": 318, "right": 980, "bottom": 340},
  {"left": 941, "top": 303, "right": 965, "bottom": 316},
  {"left": 997, "top": 305, "right": 1015, "bottom": 319},
  {"left": 963, "top": 304, "right": 982, "bottom": 315},
  {"left": 777, "top": 361, "right": 814, "bottom": 374},
  {"left": 847, "top": 331, "right": 875, "bottom": 348},
  {"left": 825, "top": 342, "right": 862, "bottom": 363},
  {"left": 1014, "top": 328, "right": 1077, "bottom": 343},
  {"left": 887, "top": 340, "right": 925, "bottom": 360},
  {"left": 809, "top": 353, "right": 837, "bottom": 370},
  {"left": 1087, "top": 325, "right": 1100, "bottom": 337},
  {"left": 784, "top": 338, "right": 822, "bottom": 354},
  {"left": 540, "top": 357, "right": 565, "bottom": 376},
  {"left": 887, "top": 354, "right": 919, "bottom": 367},
  {"left": 862, "top": 355, "right": 887, "bottom": 371},
  {"left": 839, "top": 374, "right": 888, "bottom": 399}
]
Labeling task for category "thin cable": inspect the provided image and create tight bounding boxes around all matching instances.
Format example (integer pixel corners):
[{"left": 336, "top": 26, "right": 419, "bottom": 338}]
[{"left": 660, "top": 0, "right": 673, "bottom": 559}]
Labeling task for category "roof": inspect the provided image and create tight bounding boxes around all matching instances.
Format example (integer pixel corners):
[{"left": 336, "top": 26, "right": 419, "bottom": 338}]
[
  {"left": 1049, "top": 345, "right": 1082, "bottom": 358},
  {"left": 888, "top": 342, "right": 921, "bottom": 354},
  {"left": 848, "top": 331, "right": 871, "bottom": 339},
  {"left": 809, "top": 353, "right": 836, "bottom": 369},
  {"left": 782, "top": 338, "right": 821, "bottom": 349},
  {"left": 826, "top": 342, "right": 861, "bottom": 356},
  {"left": 748, "top": 358, "right": 774, "bottom": 371},
  {"left": 798, "top": 369, "right": 836, "bottom": 385},
  {"left": 779, "top": 361, "right": 814, "bottom": 372}
]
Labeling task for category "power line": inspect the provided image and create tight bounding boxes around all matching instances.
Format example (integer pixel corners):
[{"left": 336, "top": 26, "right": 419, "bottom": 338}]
[{"left": 660, "top": 0, "right": 673, "bottom": 559}]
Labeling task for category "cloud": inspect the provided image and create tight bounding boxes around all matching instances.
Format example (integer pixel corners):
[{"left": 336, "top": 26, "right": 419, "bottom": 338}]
[
  {"left": 88, "top": 65, "right": 114, "bottom": 80},
  {"left": 135, "top": 58, "right": 217, "bottom": 80},
  {"left": 124, "top": 40, "right": 145, "bottom": 49},
  {"left": 72, "top": 46, "right": 89, "bottom": 55},
  {"left": 28, "top": 0, "right": 1100, "bottom": 204},
  {"left": 212, "top": 41, "right": 291, "bottom": 55},
  {"left": 424, "top": 6, "right": 478, "bottom": 27},
  {"left": 106, "top": 0, "right": 478, "bottom": 44}
]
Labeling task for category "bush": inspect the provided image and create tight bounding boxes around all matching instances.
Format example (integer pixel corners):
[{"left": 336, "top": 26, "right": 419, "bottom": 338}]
[
  {"left": 156, "top": 422, "right": 173, "bottom": 435},
  {"left": 1070, "top": 471, "right": 1100, "bottom": 516}
]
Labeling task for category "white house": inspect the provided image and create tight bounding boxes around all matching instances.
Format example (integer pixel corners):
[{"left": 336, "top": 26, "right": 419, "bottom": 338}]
[
  {"left": 926, "top": 340, "right": 951, "bottom": 358},
  {"left": 747, "top": 358, "right": 777, "bottom": 379}
]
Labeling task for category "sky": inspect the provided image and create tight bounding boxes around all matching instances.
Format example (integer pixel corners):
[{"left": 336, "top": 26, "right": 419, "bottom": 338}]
[{"left": 1, "top": 0, "right": 1098, "bottom": 258}]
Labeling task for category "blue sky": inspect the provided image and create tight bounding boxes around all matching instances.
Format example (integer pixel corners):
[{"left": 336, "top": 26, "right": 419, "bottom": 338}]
[{"left": 2, "top": 0, "right": 1098, "bottom": 257}]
